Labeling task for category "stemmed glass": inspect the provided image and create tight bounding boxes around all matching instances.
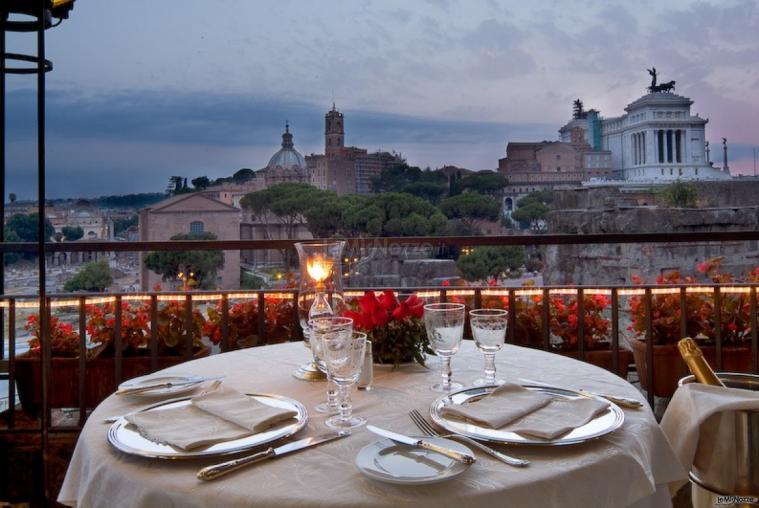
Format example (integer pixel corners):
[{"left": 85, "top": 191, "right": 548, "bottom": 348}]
[
  {"left": 469, "top": 308, "right": 508, "bottom": 386},
  {"left": 314, "top": 325, "right": 368, "bottom": 430},
  {"left": 423, "top": 303, "right": 465, "bottom": 392},
  {"left": 309, "top": 316, "right": 353, "bottom": 414}
]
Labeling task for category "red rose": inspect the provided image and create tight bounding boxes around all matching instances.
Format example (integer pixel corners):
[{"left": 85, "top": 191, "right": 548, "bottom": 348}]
[
  {"left": 358, "top": 291, "right": 380, "bottom": 314},
  {"left": 344, "top": 309, "right": 371, "bottom": 331},
  {"left": 404, "top": 295, "right": 425, "bottom": 318},
  {"left": 378, "top": 290, "right": 398, "bottom": 312}
]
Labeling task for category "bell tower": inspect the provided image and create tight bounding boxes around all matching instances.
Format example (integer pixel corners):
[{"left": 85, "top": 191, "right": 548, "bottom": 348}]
[{"left": 325, "top": 103, "right": 344, "bottom": 157}]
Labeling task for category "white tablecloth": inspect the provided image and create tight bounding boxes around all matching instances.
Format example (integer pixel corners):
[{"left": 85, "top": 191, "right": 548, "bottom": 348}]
[{"left": 59, "top": 342, "right": 686, "bottom": 508}]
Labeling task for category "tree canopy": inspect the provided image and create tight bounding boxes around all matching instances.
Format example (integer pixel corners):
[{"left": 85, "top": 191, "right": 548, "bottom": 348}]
[
  {"left": 452, "top": 172, "right": 507, "bottom": 197},
  {"left": 113, "top": 215, "right": 138, "bottom": 236},
  {"left": 439, "top": 192, "right": 500, "bottom": 235},
  {"left": 191, "top": 176, "right": 210, "bottom": 190},
  {"left": 342, "top": 192, "right": 447, "bottom": 237},
  {"left": 241, "top": 183, "right": 325, "bottom": 239},
  {"left": 62, "top": 225, "right": 84, "bottom": 241},
  {"left": 371, "top": 163, "right": 447, "bottom": 204},
  {"left": 456, "top": 246, "right": 526, "bottom": 282},
  {"left": 143, "top": 232, "right": 224, "bottom": 289},
  {"left": 232, "top": 168, "right": 255, "bottom": 183},
  {"left": 63, "top": 259, "right": 113, "bottom": 292},
  {"left": 6, "top": 213, "right": 55, "bottom": 243},
  {"left": 241, "top": 183, "right": 449, "bottom": 239},
  {"left": 90, "top": 193, "right": 165, "bottom": 209},
  {"left": 511, "top": 191, "right": 554, "bottom": 232}
]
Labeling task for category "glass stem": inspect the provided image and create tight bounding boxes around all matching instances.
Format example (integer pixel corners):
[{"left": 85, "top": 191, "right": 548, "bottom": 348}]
[
  {"left": 337, "top": 383, "right": 352, "bottom": 423},
  {"left": 326, "top": 378, "right": 338, "bottom": 409},
  {"left": 441, "top": 356, "right": 452, "bottom": 391},
  {"left": 484, "top": 353, "right": 496, "bottom": 385}
]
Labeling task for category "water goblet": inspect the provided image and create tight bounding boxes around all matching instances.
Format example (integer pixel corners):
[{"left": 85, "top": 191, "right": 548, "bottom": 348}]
[
  {"left": 321, "top": 331, "right": 368, "bottom": 430},
  {"left": 309, "top": 316, "right": 353, "bottom": 415},
  {"left": 469, "top": 308, "right": 508, "bottom": 386},
  {"left": 423, "top": 303, "right": 465, "bottom": 392}
]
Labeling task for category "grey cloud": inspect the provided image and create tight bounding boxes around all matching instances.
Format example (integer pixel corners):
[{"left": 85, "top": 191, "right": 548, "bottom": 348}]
[{"left": 5, "top": 87, "right": 554, "bottom": 198}]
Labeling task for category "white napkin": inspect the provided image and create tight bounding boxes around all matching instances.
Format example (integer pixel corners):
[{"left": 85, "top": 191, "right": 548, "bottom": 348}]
[
  {"left": 125, "top": 386, "right": 298, "bottom": 450},
  {"left": 504, "top": 397, "right": 610, "bottom": 440},
  {"left": 660, "top": 383, "right": 759, "bottom": 493},
  {"left": 441, "top": 383, "right": 610, "bottom": 440},
  {"left": 441, "top": 383, "right": 553, "bottom": 428}
]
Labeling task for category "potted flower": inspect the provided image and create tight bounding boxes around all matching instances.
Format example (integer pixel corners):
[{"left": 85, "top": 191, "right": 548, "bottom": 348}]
[
  {"left": 15, "top": 299, "right": 209, "bottom": 416},
  {"left": 204, "top": 297, "right": 294, "bottom": 349},
  {"left": 345, "top": 290, "right": 433, "bottom": 367},
  {"left": 628, "top": 259, "right": 756, "bottom": 397},
  {"left": 482, "top": 284, "right": 631, "bottom": 377}
]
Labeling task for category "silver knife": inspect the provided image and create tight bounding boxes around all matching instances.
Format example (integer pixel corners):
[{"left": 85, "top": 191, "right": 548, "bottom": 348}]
[
  {"left": 367, "top": 425, "right": 475, "bottom": 465},
  {"left": 116, "top": 375, "right": 225, "bottom": 395},
  {"left": 197, "top": 432, "right": 349, "bottom": 481}
]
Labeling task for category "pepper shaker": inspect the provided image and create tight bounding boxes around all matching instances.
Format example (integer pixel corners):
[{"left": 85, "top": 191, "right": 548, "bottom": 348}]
[{"left": 358, "top": 340, "right": 373, "bottom": 390}]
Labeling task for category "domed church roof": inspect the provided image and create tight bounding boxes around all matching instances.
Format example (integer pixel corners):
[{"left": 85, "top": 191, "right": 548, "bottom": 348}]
[{"left": 267, "top": 123, "right": 306, "bottom": 171}]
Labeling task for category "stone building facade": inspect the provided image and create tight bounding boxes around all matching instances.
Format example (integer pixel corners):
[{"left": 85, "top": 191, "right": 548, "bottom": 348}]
[
  {"left": 498, "top": 140, "right": 612, "bottom": 214},
  {"left": 559, "top": 76, "right": 730, "bottom": 183},
  {"left": 542, "top": 181, "right": 759, "bottom": 285},
  {"left": 307, "top": 104, "right": 403, "bottom": 195},
  {"left": 139, "top": 193, "right": 241, "bottom": 290}
]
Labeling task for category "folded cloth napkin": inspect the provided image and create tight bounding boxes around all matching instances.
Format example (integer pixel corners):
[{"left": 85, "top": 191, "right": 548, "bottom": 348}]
[
  {"left": 125, "top": 386, "right": 298, "bottom": 450},
  {"left": 440, "top": 383, "right": 610, "bottom": 440},
  {"left": 440, "top": 383, "right": 553, "bottom": 428},
  {"left": 660, "top": 382, "right": 759, "bottom": 494},
  {"left": 504, "top": 397, "right": 610, "bottom": 440}
]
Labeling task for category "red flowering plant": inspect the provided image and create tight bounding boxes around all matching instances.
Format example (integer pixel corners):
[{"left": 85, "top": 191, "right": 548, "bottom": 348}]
[
  {"left": 549, "top": 293, "right": 612, "bottom": 351},
  {"left": 155, "top": 299, "right": 206, "bottom": 352},
  {"left": 204, "top": 297, "right": 294, "bottom": 349},
  {"left": 85, "top": 301, "right": 151, "bottom": 357},
  {"left": 24, "top": 314, "right": 81, "bottom": 357},
  {"left": 481, "top": 280, "right": 612, "bottom": 351},
  {"left": 344, "top": 290, "right": 433, "bottom": 367},
  {"left": 628, "top": 258, "right": 758, "bottom": 346}
]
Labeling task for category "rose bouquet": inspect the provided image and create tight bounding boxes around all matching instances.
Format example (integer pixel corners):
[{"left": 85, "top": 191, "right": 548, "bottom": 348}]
[{"left": 345, "top": 290, "right": 433, "bottom": 367}]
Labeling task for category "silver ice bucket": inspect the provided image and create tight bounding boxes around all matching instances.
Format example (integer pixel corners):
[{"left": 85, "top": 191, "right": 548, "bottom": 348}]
[{"left": 678, "top": 372, "right": 759, "bottom": 500}]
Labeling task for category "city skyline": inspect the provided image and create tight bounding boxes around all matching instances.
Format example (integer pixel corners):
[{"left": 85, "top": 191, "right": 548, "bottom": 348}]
[{"left": 5, "top": 0, "right": 759, "bottom": 199}]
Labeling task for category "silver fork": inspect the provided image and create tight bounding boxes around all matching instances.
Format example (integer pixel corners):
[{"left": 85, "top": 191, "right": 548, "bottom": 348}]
[{"left": 408, "top": 409, "right": 529, "bottom": 467}]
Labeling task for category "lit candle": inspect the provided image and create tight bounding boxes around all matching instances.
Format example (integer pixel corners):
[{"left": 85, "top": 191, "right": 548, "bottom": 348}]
[{"left": 306, "top": 255, "right": 333, "bottom": 283}]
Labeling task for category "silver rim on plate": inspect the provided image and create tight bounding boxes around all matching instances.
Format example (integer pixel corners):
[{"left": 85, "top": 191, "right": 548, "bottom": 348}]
[
  {"left": 430, "top": 384, "right": 625, "bottom": 446},
  {"left": 108, "top": 393, "right": 308, "bottom": 459},
  {"left": 355, "top": 436, "right": 472, "bottom": 485},
  {"left": 117, "top": 372, "right": 206, "bottom": 396}
]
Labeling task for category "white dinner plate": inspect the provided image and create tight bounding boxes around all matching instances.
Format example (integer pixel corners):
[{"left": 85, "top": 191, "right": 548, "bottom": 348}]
[
  {"left": 108, "top": 393, "right": 308, "bottom": 459},
  {"left": 117, "top": 372, "right": 207, "bottom": 397},
  {"left": 430, "top": 384, "right": 625, "bottom": 446},
  {"left": 356, "top": 437, "right": 472, "bottom": 485}
]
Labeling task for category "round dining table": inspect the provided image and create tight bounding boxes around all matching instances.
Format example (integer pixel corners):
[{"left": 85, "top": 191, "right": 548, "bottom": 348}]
[{"left": 59, "top": 341, "right": 686, "bottom": 508}]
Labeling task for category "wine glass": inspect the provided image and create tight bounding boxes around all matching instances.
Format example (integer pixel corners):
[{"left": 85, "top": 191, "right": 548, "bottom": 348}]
[
  {"left": 309, "top": 317, "right": 353, "bottom": 415},
  {"left": 319, "top": 331, "right": 368, "bottom": 430},
  {"left": 423, "top": 303, "right": 465, "bottom": 392},
  {"left": 469, "top": 308, "right": 508, "bottom": 386}
]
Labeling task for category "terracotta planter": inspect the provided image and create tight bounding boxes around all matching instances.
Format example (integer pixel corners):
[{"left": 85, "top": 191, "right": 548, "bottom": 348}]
[
  {"left": 557, "top": 349, "right": 634, "bottom": 379},
  {"left": 14, "top": 347, "right": 210, "bottom": 417},
  {"left": 629, "top": 338, "right": 753, "bottom": 398}
]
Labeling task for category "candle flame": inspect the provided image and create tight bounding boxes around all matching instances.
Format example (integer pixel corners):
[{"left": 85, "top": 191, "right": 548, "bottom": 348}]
[{"left": 306, "top": 255, "right": 333, "bottom": 283}]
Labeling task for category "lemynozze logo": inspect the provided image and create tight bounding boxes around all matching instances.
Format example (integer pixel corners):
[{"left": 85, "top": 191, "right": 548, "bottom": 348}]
[{"left": 715, "top": 495, "right": 759, "bottom": 506}]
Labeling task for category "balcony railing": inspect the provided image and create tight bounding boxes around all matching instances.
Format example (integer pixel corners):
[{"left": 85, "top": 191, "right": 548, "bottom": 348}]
[{"left": 1, "top": 233, "right": 759, "bottom": 502}]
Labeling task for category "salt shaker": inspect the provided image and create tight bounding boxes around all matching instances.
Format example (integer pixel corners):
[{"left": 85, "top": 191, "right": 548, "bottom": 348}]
[{"left": 358, "top": 340, "right": 373, "bottom": 390}]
